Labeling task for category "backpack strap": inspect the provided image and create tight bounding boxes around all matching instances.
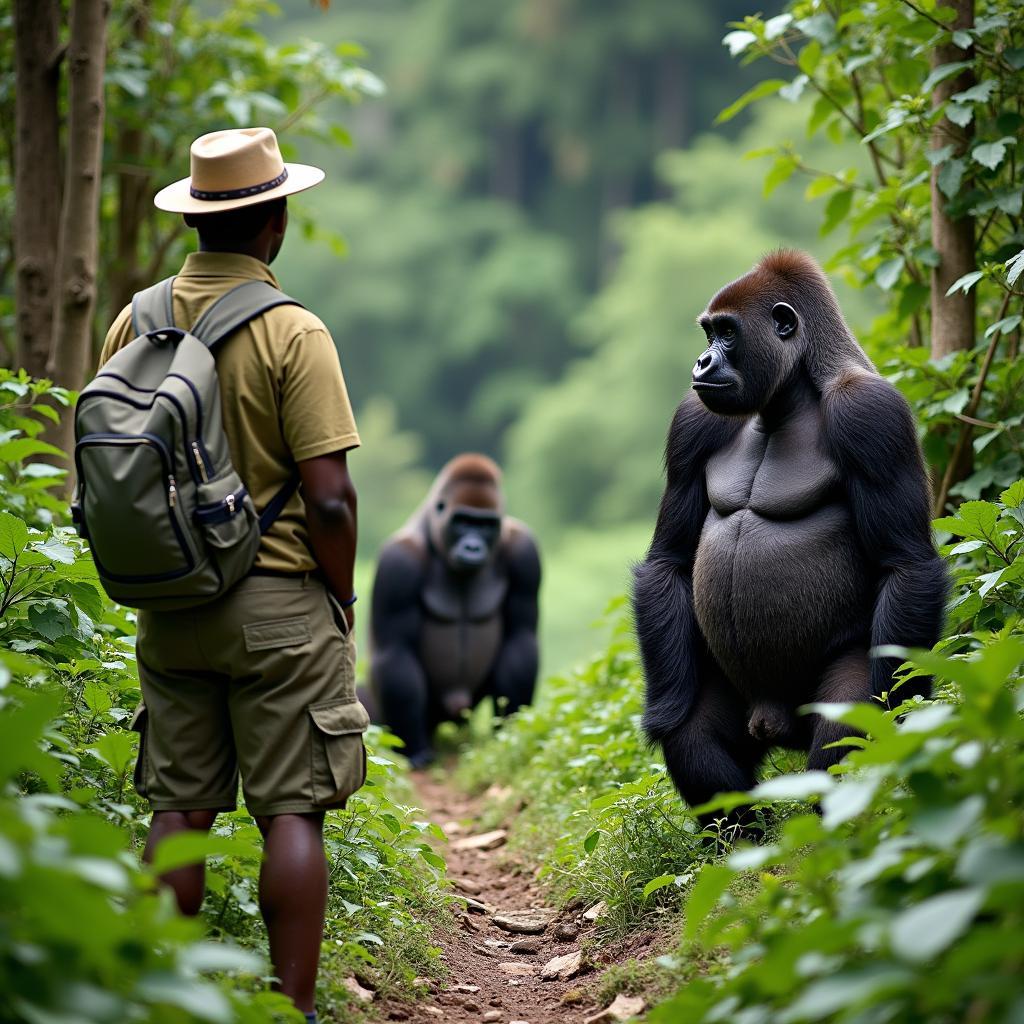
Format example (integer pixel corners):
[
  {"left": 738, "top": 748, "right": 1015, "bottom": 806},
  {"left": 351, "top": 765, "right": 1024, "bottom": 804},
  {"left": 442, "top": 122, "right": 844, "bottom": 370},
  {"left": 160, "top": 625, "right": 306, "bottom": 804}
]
[
  {"left": 189, "top": 280, "right": 306, "bottom": 535},
  {"left": 189, "top": 280, "right": 303, "bottom": 351},
  {"left": 131, "top": 276, "right": 177, "bottom": 335},
  {"left": 258, "top": 471, "right": 302, "bottom": 535}
]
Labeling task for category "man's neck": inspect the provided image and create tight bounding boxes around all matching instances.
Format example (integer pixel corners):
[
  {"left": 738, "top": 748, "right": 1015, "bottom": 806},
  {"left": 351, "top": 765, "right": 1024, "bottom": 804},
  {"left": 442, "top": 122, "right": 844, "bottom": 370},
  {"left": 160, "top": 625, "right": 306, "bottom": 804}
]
[{"left": 197, "top": 242, "right": 269, "bottom": 264}]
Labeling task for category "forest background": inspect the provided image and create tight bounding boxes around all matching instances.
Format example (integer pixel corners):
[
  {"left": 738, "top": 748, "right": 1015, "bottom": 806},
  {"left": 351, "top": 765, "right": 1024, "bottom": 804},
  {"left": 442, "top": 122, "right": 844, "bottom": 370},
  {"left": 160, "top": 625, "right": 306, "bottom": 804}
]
[
  {"left": 2, "top": 1, "right": 1024, "bottom": 1021},
  {"left": 4, "top": 0, "right": 891, "bottom": 673}
]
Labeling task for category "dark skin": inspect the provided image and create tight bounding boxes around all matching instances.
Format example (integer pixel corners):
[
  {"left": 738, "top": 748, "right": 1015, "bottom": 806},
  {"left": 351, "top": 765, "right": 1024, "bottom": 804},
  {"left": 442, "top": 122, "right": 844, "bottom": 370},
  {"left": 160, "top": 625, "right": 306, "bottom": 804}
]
[{"left": 146, "top": 201, "right": 358, "bottom": 1015}]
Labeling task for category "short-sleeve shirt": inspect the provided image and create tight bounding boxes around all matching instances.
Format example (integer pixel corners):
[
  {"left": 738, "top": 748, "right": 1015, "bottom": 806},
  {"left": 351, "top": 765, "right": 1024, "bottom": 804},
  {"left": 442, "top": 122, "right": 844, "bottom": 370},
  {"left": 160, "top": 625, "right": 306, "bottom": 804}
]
[{"left": 99, "top": 251, "right": 360, "bottom": 574}]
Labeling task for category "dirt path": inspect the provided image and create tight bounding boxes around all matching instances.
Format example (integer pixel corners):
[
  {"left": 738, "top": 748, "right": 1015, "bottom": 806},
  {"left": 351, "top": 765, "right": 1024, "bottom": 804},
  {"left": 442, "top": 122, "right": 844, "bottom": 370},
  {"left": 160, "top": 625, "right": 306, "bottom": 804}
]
[{"left": 374, "top": 772, "right": 647, "bottom": 1024}]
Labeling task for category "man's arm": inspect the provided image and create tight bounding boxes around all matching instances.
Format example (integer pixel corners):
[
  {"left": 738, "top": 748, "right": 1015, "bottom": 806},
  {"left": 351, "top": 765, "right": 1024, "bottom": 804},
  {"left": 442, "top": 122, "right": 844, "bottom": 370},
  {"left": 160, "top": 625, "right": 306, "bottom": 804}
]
[{"left": 299, "top": 449, "right": 358, "bottom": 630}]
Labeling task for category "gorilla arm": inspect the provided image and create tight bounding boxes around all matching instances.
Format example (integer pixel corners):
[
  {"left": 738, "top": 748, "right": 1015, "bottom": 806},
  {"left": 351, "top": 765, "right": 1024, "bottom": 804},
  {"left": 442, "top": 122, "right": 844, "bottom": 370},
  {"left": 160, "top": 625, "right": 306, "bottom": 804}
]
[
  {"left": 823, "top": 371, "right": 950, "bottom": 703},
  {"left": 489, "top": 527, "right": 541, "bottom": 713},
  {"left": 370, "top": 539, "right": 433, "bottom": 761},
  {"left": 632, "top": 393, "right": 742, "bottom": 740}
]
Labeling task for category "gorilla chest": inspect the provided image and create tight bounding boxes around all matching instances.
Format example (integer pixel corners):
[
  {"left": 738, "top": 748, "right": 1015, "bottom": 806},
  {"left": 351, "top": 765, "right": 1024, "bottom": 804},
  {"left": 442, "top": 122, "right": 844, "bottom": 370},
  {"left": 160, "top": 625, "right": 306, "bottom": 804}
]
[
  {"left": 704, "top": 406, "right": 840, "bottom": 519},
  {"left": 418, "top": 559, "right": 507, "bottom": 694},
  {"left": 694, "top": 403, "right": 869, "bottom": 690}
]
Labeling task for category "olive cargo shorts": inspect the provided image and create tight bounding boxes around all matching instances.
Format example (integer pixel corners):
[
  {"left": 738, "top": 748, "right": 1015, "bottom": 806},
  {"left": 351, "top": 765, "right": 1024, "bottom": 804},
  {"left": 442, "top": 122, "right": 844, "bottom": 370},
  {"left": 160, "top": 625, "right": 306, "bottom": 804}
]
[{"left": 130, "top": 574, "right": 369, "bottom": 816}]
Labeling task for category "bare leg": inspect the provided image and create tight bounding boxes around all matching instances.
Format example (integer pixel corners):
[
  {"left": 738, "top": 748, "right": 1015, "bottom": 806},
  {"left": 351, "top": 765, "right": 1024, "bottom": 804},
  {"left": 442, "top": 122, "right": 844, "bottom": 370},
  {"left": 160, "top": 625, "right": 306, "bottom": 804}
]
[
  {"left": 807, "top": 649, "right": 872, "bottom": 771},
  {"left": 143, "top": 809, "right": 219, "bottom": 916},
  {"left": 255, "top": 813, "right": 327, "bottom": 1015}
]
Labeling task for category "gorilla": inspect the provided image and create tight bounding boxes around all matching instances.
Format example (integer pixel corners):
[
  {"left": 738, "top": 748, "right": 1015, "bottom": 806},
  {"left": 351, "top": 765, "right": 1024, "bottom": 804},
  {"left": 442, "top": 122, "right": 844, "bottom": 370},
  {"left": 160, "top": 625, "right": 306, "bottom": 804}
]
[
  {"left": 370, "top": 454, "right": 541, "bottom": 768},
  {"left": 632, "top": 250, "right": 949, "bottom": 813}
]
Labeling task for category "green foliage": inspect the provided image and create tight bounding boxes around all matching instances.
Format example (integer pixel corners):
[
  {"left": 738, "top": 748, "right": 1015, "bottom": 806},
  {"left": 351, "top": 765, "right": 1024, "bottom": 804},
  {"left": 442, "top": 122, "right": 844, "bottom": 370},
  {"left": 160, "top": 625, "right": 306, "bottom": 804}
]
[
  {"left": 0, "top": 371, "right": 452, "bottom": 1020},
  {"left": 649, "top": 632, "right": 1024, "bottom": 1023},
  {"left": 720, "top": 0, "right": 1024, "bottom": 501}
]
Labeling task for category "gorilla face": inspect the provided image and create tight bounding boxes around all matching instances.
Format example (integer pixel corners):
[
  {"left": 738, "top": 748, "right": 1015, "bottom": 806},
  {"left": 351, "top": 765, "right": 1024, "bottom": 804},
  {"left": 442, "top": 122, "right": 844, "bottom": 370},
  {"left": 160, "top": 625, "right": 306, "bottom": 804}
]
[
  {"left": 442, "top": 506, "right": 501, "bottom": 573},
  {"left": 691, "top": 301, "right": 801, "bottom": 416}
]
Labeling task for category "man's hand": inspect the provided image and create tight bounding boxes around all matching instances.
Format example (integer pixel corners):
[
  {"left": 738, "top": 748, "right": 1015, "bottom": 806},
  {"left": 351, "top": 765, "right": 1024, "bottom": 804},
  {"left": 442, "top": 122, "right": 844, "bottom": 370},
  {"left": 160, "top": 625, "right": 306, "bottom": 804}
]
[{"left": 298, "top": 450, "right": 358, "bottom": 616}]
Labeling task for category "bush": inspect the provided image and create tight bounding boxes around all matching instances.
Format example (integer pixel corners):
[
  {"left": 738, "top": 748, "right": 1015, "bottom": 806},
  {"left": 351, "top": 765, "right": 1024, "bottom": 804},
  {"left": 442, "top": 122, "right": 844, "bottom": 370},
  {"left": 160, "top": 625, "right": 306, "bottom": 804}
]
[{"left": 0, "top": 370, "right": 452, "bottom": 1021}]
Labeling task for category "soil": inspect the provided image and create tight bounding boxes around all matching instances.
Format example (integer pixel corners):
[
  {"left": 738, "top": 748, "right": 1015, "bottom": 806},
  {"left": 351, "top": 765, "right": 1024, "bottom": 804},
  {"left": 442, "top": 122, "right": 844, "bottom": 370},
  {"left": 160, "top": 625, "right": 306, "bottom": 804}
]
[{"left": 372, "top": 770, "right": 657, "bottom": 1024}]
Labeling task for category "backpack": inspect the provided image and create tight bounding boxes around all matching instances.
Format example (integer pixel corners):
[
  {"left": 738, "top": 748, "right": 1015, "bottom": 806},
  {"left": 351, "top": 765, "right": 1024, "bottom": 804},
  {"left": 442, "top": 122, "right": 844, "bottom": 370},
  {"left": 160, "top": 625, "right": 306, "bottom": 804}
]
[{"left": 72, "top": 276, "right": 303, "bottom": 610}]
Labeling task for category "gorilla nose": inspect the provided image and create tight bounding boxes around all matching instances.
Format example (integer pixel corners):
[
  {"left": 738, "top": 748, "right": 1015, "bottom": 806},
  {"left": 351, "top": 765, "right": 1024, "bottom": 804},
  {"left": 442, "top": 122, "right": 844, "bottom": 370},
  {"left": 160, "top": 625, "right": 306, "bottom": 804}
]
[{"left": 693, "top": 348, "right": 720, "bottom": 380}]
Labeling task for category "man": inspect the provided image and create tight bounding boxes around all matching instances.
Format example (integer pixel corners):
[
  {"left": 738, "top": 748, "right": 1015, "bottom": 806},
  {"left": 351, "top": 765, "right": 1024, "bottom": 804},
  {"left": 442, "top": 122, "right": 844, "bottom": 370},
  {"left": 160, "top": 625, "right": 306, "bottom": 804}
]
[{"left": 99, "top": 127, "right": 360, "bottom": 1024}]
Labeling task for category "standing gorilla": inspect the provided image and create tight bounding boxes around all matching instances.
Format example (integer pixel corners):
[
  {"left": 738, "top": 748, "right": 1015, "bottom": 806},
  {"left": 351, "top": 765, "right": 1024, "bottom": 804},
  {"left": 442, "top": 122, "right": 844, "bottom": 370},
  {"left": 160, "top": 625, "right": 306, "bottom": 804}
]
[
  {"left": 632, "top": 250, "right": 948, "bottom": 811},
  {"left": 370, "top": 454, "right": 540, "bottom": 767}
]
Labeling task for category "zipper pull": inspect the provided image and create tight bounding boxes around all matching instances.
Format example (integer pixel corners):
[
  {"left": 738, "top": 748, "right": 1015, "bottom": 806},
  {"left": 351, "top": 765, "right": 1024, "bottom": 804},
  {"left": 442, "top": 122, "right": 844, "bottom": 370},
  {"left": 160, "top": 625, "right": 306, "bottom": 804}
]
[
  {"left": 168, "top": 475, "right": 178, "bottom": 507},
  {"left": 226, "top": 493, "right": 236, "bottom": 515},
  {"left": 191, "top": 441, "right": 209, "bottom": 482}
]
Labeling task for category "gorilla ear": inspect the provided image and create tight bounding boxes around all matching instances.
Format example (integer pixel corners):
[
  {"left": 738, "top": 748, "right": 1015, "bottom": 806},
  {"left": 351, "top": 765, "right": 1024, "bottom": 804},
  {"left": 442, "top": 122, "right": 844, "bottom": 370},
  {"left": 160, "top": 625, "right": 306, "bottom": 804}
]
[{"left": 771, "top": 302, "right": 798, "bottom": 339}]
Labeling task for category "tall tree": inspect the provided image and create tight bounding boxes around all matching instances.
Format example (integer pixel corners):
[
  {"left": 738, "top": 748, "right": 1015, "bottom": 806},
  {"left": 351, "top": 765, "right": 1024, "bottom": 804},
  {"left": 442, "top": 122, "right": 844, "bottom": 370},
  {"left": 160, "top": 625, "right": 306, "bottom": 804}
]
[
  {"left": 13, "top": 0, "right": 62, "bottom": 380},
  {"left": 48, "top": 0, "right": 109, "bottom": 459},
  {"left": 929, "top": 0, "right": 976, "bottom": 360}
]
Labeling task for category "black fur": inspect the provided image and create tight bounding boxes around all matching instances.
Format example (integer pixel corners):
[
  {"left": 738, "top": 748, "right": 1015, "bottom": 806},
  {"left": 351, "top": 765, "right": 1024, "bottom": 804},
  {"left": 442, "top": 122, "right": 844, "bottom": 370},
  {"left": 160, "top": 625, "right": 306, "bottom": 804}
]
[{"left": 632, "top": 251, "right": 949, "bottom": 814}]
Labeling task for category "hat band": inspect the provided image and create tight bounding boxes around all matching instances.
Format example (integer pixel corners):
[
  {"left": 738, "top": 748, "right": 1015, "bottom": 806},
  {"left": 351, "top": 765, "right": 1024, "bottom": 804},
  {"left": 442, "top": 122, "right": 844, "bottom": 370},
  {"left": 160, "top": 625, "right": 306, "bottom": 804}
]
[{"left": 189, "top": 168, "right": 288, "bottom": 202}]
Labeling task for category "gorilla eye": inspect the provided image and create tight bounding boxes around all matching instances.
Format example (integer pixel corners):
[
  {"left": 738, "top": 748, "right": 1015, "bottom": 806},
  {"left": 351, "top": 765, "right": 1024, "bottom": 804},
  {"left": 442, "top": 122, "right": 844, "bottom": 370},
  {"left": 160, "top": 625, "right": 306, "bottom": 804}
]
[{"left": 436, "top": 501, "right": 445, "bottom": 513}]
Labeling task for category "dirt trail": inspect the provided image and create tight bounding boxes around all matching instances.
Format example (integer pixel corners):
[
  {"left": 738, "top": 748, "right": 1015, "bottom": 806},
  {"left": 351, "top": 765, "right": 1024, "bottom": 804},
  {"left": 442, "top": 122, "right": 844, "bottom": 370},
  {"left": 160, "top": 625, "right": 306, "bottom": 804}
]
[{"left": 375, "top": 771, "right": 648, "bottom": 1024}]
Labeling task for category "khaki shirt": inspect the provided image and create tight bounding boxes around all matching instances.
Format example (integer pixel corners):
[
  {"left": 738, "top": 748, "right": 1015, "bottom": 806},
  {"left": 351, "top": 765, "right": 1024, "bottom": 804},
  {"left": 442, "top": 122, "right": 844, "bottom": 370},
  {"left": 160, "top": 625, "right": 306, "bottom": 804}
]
[{"left": 100, "top": 251, "right": 360, "bottom": 574}]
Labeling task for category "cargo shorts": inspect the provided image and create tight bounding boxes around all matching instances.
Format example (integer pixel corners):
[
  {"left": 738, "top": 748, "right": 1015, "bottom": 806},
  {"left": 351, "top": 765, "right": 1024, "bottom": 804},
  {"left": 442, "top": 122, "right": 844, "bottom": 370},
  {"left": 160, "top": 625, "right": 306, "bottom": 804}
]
[{"left": 130, "top": 574, "right": 369, "bottom": 816}]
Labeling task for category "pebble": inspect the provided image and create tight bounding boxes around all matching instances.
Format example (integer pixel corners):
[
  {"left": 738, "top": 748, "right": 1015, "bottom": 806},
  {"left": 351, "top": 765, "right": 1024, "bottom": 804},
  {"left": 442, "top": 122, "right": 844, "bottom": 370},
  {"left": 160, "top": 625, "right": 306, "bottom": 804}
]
[
  {"left": 554, "top": 920, "right": 579, "bottom": 942},
  {"left": 460, "top": 895, "right": 495, "bottom": 914},
  {"left": 561, "top": 988, "right": 586, "bottom": 1005},
  {"left": 463, "top": 1001, "right": 481, "bottom": 1012},
  {"left": 342, "top": 977, "right": 374, "bottom": 1003},
  {"left": 583, "top": 994, "right": 647, "bottom": 1023},
  {"left": 453, "top": 984, "right": 481, "bottom": 994},
  {"left": 539, "top": 949, "right": 583, "bottom": 981},
  {"left": 453, "top": 875, "right": 484, "bottom": 895},
  {"left": 583, "top": 900, "right": 607, "bottom": 922},
  {"left": 422, "top": 1009, "right": 443, "bottom": 1018},
  {"left": 510, "top": 937, "right": 540, "bottom": 954},
  {"left": 492, "top": 910, "right": 554, "bottom": 934},
  {"left": 499, "top": 961, "right": 537, "bottom": 976},
  {"left": 482, "top": 1012, "right": 502, "bottom": 1023},
  {"left": 386, "top": 1011, "right": 409, "bottom": 1022},
  {"left": 451, "top": 829, "right": 508, "bottom": 851}
]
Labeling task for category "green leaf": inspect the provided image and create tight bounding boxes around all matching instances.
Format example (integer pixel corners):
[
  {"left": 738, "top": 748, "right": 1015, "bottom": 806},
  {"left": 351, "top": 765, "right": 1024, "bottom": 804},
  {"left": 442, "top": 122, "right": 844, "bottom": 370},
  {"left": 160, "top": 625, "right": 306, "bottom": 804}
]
[
  {"left": 937, "top": 157, "right": 966, "bottom": 199},
  {"left": 0, "top": 511, "right": 29, "bottom": 560},
  {"left": 0, "top": 438, "right": 65, "bottom": 463},
  {"left": 946, "top": 103, "right": 974, "bottom": 127},
  {"left": 972, "top": 137, "right": 1014, "bottom": 170},
  {"left": 751, "top": 771, "right": 835, "bottom": 800},
  {"left": 723, "top": 30, "right": 757, "bottom": 56},
  {"left": 797, "top": 40, "right": 822, "bottom": 76},
  {"left": 149, "top": 832, "right": 261, "bottom": 875},
  {"left": 999, "top": 480, "right": 1024, "bottom": 509},
  {"left": 821, "top": 776, "right": 879, "bottom": 828},
  {"left": 764, "top": 155, "right": 798, "bottom": 197},
  {"left": 984, "top": 314, "right": 1022, "bottom": 339},
  {"left": 683, "top": 863, "right": 734, "bottom": 941},
  {"left": 715, "top": 80, "right": 787, "bottom": 124},
  {"left": 951, "top": 80, "right": 996, "bottom": 103},
  {"left": 889, "top": 888, "right": 984, "bottom": 962},
  {"left": 820, "top": 189, "right": 853, "bottom": 236},
  {"left": 1005, "top": 249, "right": 1024, "bottom": 287},
  {"left": 88, "top": 731, "right": 137, "bottom": 776},
  {"left": 642, "top": 873, "right": 678, "bottom": 899},
  {"left": 782, "top": 967, "right": 914, "bottom": 1020},
  {"left": 875, "top": 257, "right": 905, "bottom": 291},
  {"left": 583, "top": 829, "right": 601, "bottom": 854},
  {"left": 922, "top": 61, "right": 973, "bottom": 93},
  {"left": 945, "top": 270, "right": 984, "bottom": 296}
]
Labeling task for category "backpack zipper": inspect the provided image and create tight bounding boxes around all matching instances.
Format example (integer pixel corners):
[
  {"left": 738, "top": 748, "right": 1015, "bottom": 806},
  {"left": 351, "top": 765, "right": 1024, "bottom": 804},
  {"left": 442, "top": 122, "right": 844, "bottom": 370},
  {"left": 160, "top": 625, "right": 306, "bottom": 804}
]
[{"left": 191, "top": 442, "right": 209, "bottom": 482}]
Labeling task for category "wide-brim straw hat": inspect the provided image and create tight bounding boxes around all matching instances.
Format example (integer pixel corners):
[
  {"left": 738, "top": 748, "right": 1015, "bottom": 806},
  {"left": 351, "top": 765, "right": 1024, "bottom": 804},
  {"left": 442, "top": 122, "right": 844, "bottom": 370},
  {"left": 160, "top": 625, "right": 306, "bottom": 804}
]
[{"left": 154, "top": 126, "right": 325, "bottom": 214}]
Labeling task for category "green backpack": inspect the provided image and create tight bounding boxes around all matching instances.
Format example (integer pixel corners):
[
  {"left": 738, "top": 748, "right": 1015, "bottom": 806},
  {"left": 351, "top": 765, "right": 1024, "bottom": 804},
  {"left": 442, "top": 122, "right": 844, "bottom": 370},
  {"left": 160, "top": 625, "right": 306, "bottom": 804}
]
[{"left": 73, "top": 276, "right": 302, "bottom": 610}]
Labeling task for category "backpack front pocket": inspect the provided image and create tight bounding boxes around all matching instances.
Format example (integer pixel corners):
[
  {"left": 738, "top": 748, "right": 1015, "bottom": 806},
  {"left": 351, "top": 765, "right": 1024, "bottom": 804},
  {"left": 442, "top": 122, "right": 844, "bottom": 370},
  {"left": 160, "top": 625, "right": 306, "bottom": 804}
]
[
  {"left": 194, "top": 471, "right": 259, "bottom": 552},
  {"left": 308, "top": 698, "right": 369, "bottom": 807},
  {"left": 76, "top": 433, "right": 195, "bottom": 583}
]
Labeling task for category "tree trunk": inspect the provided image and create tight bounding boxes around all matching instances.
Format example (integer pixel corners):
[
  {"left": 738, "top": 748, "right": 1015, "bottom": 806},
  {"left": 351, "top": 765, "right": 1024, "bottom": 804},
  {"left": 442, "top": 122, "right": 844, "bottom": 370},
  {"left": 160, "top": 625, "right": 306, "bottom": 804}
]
[
  {"left": 13, "top": 0, "right": 62, "bottom": 379},
  {"left": 930, "top": 0, "right": 975, "bottom": 360},
  {"left": 48, "top": 0, "right": 109, "bottom": 463},
  {"left": 108, "top": 2, "right": 151, "bottom": 322}
]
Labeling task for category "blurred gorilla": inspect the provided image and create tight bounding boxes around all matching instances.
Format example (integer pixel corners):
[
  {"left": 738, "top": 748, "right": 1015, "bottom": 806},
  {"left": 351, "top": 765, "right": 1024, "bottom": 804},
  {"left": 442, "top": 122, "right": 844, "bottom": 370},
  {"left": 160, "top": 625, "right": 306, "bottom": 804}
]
[
  {"left": 632, "top": 250, "right": 948, "bottom": 815},
  {"left": 370, "top": 454, "right": 541, "bottom": 767}
]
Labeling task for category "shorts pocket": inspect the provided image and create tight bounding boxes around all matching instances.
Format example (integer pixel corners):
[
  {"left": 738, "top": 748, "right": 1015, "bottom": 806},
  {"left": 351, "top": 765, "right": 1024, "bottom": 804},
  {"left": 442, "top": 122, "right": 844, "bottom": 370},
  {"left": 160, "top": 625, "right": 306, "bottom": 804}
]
[
  {"left": 129, "top": 703, "right": 150, "bottom": 798},
  {"left": 308, "top": 698, "right": 369, "bottom": 807},
  {"left": 243, "top": 615, "right": 312, "bottom": 652},
  {"left": 325, "top": 591, "right": 351, "bottom": 639}
]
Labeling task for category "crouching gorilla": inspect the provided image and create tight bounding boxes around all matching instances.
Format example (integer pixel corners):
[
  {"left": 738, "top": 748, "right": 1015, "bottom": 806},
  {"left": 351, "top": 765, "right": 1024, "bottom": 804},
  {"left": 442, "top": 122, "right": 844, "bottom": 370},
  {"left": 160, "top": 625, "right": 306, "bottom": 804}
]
[
  {"left": 632, "top": 250, "right": 948, "bottom": 812},
  {"left": 370, "top": 454, "right": 541, "bottom": 768}
]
